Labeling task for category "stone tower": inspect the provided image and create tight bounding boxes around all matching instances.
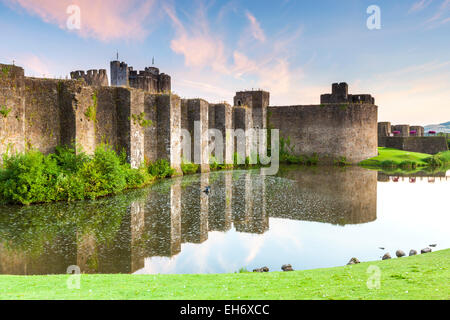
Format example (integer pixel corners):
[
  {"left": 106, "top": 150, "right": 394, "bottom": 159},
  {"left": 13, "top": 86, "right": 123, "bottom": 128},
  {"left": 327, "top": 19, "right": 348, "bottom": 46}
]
[
  {"left": 233, "top": 90, "right": 270, "bottom": 130},
  {"left": 110, "top": 60, "right": 129, "bottom": 87}
]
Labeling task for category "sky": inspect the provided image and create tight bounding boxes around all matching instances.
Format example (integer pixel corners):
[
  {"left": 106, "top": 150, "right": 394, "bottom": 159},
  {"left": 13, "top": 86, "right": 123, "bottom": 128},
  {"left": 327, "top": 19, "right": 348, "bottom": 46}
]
[{"left": 0, "top": 0, "right": 449, "bottom": 125}]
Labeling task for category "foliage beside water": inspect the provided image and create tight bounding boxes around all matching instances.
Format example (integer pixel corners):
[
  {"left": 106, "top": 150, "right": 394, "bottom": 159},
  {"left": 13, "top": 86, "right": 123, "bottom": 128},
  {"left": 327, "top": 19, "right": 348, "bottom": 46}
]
[
  {"left": 360, "top": 147, "right": 450, "bottom": 170},
  {"left": 181, "top": 160, "right": 199, "bottom": 175},
  {"left": 0, "top": 145, "right": 160, "bottom": 205},
  {"left": 147, "top": 159, "right": 175, "bottom": 179}
]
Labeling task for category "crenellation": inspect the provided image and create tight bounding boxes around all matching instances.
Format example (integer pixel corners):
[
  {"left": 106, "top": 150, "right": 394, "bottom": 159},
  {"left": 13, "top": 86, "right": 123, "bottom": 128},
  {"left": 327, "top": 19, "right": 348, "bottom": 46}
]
[
  {"left": 111, "top": 60, "right": 171, "bottom": 93},
  {"left": 71, "top": 69, "right": 108, "bottom": 87},
  {"left": 378, "top": 122, "right": 446, "bottom": 153},
  {"left": 1, "top": 60, "right": 381, "bottom": 168},
  {"left": 321, "top": 82, "right": 375, "bottom": 105}
]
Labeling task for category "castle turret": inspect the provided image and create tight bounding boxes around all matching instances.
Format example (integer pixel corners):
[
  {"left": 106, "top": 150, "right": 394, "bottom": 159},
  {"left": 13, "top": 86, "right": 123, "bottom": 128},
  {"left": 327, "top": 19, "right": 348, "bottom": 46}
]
[
  {"left": 110, "top": 60, "right": 129, "bottom": 87},
  {"left": 159, "top": 73, "right": 171, "bottom": 93},
  {"left": 321, "top": 82, "right": 375, "bottom": 104}
]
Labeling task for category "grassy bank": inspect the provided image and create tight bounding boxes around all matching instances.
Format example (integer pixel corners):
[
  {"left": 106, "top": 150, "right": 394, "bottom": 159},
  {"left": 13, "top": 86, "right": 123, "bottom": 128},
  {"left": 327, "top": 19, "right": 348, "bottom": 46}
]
[
  {"left": 360, "top": 147, "right": 450, "bottom": 169},
  {"left": 0, "top": 249, "right": 448, "bottom": 300}
]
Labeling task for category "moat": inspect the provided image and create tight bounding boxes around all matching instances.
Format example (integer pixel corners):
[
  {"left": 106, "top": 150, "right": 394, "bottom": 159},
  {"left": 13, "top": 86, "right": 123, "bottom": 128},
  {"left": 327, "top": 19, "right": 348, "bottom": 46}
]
[{"left": 0, "top": 166, "right": 448, "bottom": 275}]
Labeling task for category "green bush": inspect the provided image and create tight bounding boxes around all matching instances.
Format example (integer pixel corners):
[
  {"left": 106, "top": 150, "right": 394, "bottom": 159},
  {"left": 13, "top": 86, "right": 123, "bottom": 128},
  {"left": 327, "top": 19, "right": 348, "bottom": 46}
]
[
  {"left": 0, "top": 144, "right": 157, "bottom": 205},
  {"left": 50, "top": 145, "right": 89, "bottom": 173},
  {"left": 78, "top": 145, "right": 128, "bottom": 200},
  {"left": 0, "top": 151, "right": 62, "bottom": 205},
  {"left": 148, "top": 159, "right": 175, "bottom": 179},
  {"left": 380, "top": 160, "right": 396, "bottom": 168},
  {"left": 334, "top": 156, "right": 350, "bottom": 166},
  {"left": 124, "top": 165, "right": 153, "bottom": 189},
  {"left": 181, "top": 160, "right": 199, "bottom": 175},
  {"left": 399, "top": 160, "right": 417, "bottom": 169}
]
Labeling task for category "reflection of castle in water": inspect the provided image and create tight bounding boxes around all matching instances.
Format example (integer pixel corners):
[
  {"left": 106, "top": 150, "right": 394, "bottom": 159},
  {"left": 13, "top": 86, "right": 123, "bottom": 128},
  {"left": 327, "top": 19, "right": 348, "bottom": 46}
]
[
  {"left": 378, "top": 171, "right": 448, "bottom": 183},
  {"left": 0, "top": 167, "right": 377, "bottom": 275}
]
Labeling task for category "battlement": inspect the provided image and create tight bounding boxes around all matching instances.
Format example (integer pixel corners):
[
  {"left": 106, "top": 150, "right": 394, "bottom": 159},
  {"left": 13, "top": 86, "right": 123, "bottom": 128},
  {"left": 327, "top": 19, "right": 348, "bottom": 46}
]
[
  {"left": 111, "top": 60, "right": 171, "bottom": 93},
  {"left": 0, "top": 63, "right": 25, "bottom": 79},
  {"left": 70, "top": 69, "right": 108, "bottom": 86},
  {"left": 321, "top": 82, "right": 375, "bottom": 105}
]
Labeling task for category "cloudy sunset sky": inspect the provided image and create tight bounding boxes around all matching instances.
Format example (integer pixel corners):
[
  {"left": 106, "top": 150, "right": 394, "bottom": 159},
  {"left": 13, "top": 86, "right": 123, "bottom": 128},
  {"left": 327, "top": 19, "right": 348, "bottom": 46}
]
[{"left": 0, "top": 0, "right": 449, "bottom": 125}]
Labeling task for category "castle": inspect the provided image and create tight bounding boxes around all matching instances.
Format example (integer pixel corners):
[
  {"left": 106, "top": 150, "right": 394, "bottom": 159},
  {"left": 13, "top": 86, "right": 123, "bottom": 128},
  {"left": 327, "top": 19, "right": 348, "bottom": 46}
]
[
  {"left": 378, "top": 122, "right": 448, "bottom": 154},
  {"left": 0, "top": 60, "right": 379, "bottom": 171}
]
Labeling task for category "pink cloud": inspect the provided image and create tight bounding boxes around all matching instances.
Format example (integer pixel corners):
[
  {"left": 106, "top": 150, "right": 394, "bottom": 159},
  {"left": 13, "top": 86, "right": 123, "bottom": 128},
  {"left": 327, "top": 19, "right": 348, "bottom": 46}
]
[
  {"left": 164, "top": 4, "right": 229, "bottom": 74},
  {"left": 426, "top": 0, "right": 450, "bottom": 25},
  {"left": 245, "top": 11, "right": 266, "bottom": 43},
  {"left": 408, "top": 0, "right": 433, "bottom": 13},
  {"left": 5, "top": 0, "right": 157, "bottom": 41}
]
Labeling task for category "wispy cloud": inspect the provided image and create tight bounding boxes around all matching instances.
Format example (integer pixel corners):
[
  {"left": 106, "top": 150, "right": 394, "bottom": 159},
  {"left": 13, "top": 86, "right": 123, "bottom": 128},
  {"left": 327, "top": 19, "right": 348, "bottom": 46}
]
[
  {"left": 164, "top": 3, "right": 229, "bottom": 74},
  {"left": 245, "top": 11, "right": 266, "bottom": 43},
  {"left": 164, "top": 2, "right": 307, "bottom": 103},
  {"left": 408, "top": 0, "right": 433, "bottom": 13},
  {"left": 4, "top": 0, "right": 158, "bottom": 41},
  {"left": 426, "top": 0, "right": 450, "bottom": 26}
]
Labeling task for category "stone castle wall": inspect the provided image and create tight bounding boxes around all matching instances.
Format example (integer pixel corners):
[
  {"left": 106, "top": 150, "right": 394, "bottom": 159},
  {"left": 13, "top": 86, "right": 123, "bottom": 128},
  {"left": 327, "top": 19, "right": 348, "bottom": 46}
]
[
  {"left": 1, "top": 63, "right": 379, "bottom": 167},
  {"left": 378, "top": 121, "right": 447, "bottom": 154},
  {"left": 268, "top": 103, "right": 378, "bottom": 163},
  {"left": 70, "top": 69, "right": 108, "bottom": 87},
  {"left": 380, "top": 136, "right": 448, "bottom": 154}
]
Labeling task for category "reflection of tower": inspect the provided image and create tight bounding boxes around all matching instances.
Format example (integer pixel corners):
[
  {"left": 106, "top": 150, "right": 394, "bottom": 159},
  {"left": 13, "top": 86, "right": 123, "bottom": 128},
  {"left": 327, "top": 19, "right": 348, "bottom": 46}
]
[
  {"left": 233, "top": 171, "right": 269, "bottom": 234},
  {"left": 146, "top": 179, "right": 182, "bottom": 257},
  {"left": 181, "top": 174, "right": 209, "bottom": 244},
  {"left": 130, "top": 201, "right": 146, "bottom": 272},
  {"left": 0, "top": 234, "right": 77, "bottom": 275},
  {"left": 270, "top": 167, "right": 377, "bottom": 225},
  {"left": 77, "top": 232, "right": 98, "bottom": 274},
  {"left": 208, "top": 171, "right": 233, "bottom": 232}
]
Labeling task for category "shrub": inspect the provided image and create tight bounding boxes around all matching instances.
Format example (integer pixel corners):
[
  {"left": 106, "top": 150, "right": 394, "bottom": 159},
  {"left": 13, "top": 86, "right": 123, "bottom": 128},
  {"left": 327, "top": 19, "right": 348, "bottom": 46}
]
[
  {"left": 0, "top": 151, "right": 62, "bottom": 205},
  {"left": 78, "top": 145, "right": 128, "bottom": 200},
  {"left": 50, "top": 145, "right": 89, "bottom": 173},
  {"left": 0, "top": 144, "right": 163, "bottom": 205},
  {"left": 124, "top": 165, "right": 153, "bottom": 189},
  {"left": 148, "top": 159, "right": 175, "bottom": 179},
  {"left": 425, "top": 155, "right": 443, "bottom": 167},
  {"left": 334, "top": 156, "right": 350, "bottom": 166},
  {"left": 399, "top": 160, "right": 417, "bottom": 169},
  {"left": 306, "top": 153, "right": 319, "bottom": 166},
  {"left": 181, "top": 160, "right": 199, "bottom": 175},
  {"left": 380, "top": 160, "right": 396, "bottom": 168}
]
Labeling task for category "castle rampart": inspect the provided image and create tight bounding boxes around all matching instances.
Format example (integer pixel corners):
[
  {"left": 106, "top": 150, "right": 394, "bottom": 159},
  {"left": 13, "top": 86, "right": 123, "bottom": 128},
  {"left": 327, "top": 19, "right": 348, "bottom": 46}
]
[
  {"left": 110, "top": 61, "right": 171, "bottom": 93},
  {"left": 378, "top": 121, "right": 447, "bottom": 154},
  {"left": 1, "top": 62, "right": 379, "bottom": 169},
  {"left": 321, "top": 82, "right": 375, "bottom": 105},
  {"left": 70, "top": 69, "right": 108, "bottom": 86},
  {"left": 269, "top": 84, "right": 378, "bottom": 163}
]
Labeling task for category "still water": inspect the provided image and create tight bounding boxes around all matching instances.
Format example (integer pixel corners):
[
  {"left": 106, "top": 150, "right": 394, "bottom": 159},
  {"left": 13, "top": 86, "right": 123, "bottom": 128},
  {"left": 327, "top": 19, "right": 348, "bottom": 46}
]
[{"left": 0, "top": 166, "right": 448, "bottom": 275}]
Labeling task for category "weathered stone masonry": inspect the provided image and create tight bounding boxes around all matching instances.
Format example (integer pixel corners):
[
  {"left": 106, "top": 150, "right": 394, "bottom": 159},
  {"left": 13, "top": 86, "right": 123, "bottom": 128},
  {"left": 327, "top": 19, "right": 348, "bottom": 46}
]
[
  {"left": 269, "top": 83, "right": 378, "bottom": 163},
  {"left": 1, "top": 63, "right": 379, "bottom": 167},
  {"left": 378, "top": 121, "right": 448, "bottom": 154}
]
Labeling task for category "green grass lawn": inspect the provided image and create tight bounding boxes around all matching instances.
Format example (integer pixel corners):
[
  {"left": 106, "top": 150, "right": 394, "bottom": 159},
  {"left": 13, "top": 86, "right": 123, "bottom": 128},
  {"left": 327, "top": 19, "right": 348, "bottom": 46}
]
[
  {"left": 359, "top": 147, "right": 432, "bottom": 168},
  {"left": 0, "top": 249, "right": 448, "bottom": 300}
]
